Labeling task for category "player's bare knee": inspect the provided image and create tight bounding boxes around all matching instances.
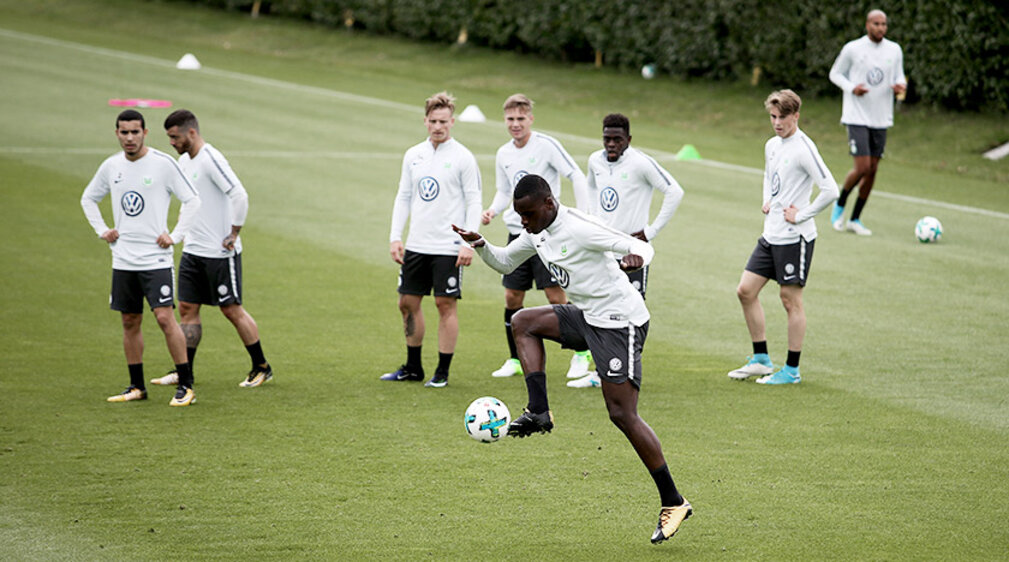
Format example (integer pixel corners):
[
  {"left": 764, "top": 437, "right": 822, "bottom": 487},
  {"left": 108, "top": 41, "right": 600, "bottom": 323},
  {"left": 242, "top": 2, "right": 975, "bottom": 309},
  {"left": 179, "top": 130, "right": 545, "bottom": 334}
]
[
  {"left": 120, "top": 313, "right": 142, "bottom": 331},
  {"left": 737, "top": 284, "right": 756, "bottom": 303},
  {"left": 220, "top": 304, "right": 243, "bottom": 322}
]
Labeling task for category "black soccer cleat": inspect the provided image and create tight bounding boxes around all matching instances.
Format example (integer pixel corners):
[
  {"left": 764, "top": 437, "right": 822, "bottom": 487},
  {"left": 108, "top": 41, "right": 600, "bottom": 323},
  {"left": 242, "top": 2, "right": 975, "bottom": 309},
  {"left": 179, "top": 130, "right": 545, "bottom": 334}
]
[
  {"left": 508, "top": 409, "right": 554, "bottom": 438},
  {"left": 379, "top": 365, "right": 424, "bottom": 382}
]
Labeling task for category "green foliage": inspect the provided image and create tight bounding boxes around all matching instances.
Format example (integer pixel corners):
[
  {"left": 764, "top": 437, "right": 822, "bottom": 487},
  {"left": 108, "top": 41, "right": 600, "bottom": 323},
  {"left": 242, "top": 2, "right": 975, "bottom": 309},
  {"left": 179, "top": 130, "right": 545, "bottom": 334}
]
[{"left": 195, "top": 0, "right": 1009, "bottom": 112}]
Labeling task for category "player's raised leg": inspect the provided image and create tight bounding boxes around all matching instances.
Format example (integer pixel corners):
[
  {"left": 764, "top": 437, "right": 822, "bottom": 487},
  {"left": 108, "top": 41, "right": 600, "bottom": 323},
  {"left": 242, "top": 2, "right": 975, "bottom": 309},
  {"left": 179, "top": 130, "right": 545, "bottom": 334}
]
[{"left": 507, "top": 306, "right": 561, "bottom": 436}]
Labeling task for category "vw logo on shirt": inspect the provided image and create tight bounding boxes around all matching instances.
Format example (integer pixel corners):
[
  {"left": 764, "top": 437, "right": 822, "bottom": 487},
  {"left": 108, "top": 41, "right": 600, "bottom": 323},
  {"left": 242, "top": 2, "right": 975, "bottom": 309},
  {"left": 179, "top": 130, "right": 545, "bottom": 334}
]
[
  {"left": 547, "top": 262, "right": 570, "bottom": 288},
  {"left": 770, "top": 173, "right": 781, "bottom": 197},
  {"left": 866, "top": 67, "right": 884, "bottom": 86},
  {"left": 418, "top": 176, "right": 440, "bottom": 201},
  {"left": 513, "top": 170, "right": 528, "bottom": 185},
  {"left": 121, "top": 191, "right": 145, "bottom": 216},
  {"left": 600, "top": 187, "right": 619, "bottom": 212}
]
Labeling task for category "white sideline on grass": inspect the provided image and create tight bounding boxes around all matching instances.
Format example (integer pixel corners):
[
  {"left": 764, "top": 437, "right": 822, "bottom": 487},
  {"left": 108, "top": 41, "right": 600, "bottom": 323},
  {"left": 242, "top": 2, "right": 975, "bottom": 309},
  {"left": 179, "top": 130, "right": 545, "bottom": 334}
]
[{"left": 1, "top": 26, "right": 1006, "bottom": 222}]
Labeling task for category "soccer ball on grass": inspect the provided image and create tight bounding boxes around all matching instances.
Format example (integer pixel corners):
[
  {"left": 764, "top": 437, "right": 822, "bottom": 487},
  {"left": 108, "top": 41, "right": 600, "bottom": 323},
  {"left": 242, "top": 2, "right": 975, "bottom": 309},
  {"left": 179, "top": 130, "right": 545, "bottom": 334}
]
[
  {"left": 464, "top": 396, "right": 510, "bottom": 443},
  {"left": 915, "top": 216, "right": 943, "bottom": 243}
]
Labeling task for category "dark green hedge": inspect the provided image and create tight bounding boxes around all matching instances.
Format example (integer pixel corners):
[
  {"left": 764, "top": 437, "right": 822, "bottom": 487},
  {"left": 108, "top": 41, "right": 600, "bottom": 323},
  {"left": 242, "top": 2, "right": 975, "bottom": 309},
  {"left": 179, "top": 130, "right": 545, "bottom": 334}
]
[{"left": 187, "top": 0, "right": 1009, "bottom": 112}]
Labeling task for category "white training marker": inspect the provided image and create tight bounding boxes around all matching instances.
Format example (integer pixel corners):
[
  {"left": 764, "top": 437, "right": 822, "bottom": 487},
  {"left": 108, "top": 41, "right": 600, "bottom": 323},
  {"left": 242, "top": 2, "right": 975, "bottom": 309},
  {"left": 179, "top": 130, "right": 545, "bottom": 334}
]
[{"left": 176, "top": 53, "right": 201, "bottom": 70}]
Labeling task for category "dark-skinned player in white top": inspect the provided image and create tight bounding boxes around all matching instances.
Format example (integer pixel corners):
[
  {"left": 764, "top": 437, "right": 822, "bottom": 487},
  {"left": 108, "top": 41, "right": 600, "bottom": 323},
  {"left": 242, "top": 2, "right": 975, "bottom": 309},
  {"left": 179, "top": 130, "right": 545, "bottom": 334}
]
[
  {"left": 573, "top": 113, "right": 685, "bottom": 388},
  {"left": 454, "top": 174, "right": 692, "bottom": 545}
]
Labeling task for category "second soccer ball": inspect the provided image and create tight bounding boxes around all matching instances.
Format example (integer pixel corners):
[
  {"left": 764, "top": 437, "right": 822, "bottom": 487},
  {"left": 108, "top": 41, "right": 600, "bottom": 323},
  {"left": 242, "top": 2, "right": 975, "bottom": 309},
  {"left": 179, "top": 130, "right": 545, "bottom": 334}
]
[{"left": 915, "top": 216, "right": 943, "bottom": 243}]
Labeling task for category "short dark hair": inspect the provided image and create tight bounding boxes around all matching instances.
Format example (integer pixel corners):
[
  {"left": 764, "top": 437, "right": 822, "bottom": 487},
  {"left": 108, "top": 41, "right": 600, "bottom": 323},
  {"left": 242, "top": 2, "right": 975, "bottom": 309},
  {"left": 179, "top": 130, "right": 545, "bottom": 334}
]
[
  {"left": 602, "top": 113, "right": 630, "bottom": 134},
  {"left": 116, "top": 109, "right": 145, "bottom": 129},
  {"left": 164, "top": 109, "right": 199, "bottom": 133},
  {"left": 514, "top": 174, "right": 551, "bottom": 201}
]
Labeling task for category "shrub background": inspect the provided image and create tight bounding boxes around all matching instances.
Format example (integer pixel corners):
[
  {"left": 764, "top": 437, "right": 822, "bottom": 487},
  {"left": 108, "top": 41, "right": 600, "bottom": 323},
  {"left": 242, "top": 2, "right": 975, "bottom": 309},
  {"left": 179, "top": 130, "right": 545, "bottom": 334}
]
[{"left": 186, "top": 0, "right": 1009, "bottom": 112}]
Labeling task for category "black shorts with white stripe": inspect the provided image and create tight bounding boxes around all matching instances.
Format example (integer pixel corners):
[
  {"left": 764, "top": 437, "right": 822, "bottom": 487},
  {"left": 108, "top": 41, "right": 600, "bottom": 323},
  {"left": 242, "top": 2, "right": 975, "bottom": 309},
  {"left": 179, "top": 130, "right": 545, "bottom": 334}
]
[
  {"left": 552, "top": 304, "right": 649, "bottom": 389},
  {"left": 744, "top": 236, "right": 815, "bottom": 287},
  {"left": 178, "top": 252, "right": 244, "bottom": 306}
]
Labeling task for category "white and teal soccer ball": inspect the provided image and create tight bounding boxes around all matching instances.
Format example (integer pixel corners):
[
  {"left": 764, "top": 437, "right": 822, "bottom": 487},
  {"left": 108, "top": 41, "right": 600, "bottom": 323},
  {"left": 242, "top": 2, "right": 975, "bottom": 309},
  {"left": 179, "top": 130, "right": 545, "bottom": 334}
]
[
  {"left": 641, "top": 64, "right": 656, "bottom": 80},
  {"left": 915, "top": 216, "right": 943, "bottom": 243},
  {"left": 464, "top": 396, "right": 510, "bottom": 443}
]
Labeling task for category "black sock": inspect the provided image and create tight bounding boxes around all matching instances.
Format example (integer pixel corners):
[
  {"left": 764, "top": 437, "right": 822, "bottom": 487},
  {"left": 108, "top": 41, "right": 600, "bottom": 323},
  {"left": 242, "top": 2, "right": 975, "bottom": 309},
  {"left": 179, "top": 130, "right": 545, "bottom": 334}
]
[
  {"left": 837, "top": 187, "right": 853, "bottom": 207},
  {"left": 436, "top": 352, "right": 453, "bottom": 377},
  {"left": 128, "top": 363, "right": 145, "bottom": 390},
  {"left": 650, "top": 463, "right": 684, "bottom": 507},
  {"left": 786, "top": 350, "right": 801, "bottom": 369},
  {"left": 504, "top": 307, "right": 521, "bottom": 359},
  {"left": 752, "top": 341, "right": 769, "bottom": 356},
  {"left": 851, "top": 197, "right": 868, "bottom": 221},
  {"left": 175, "top": 362, "right": 194, "bottom": 388},
  {"left": 187, "top": 347, "right": 197, "bottom": 371},
  {"left": 245, "top": 340, "right": 266, "bottom": 367},
  {"left": 524, "top": 371, "right": 549, "bottom": 414},
  {"left": 406, "top": 345, "right": 423, "bottom": 374}
]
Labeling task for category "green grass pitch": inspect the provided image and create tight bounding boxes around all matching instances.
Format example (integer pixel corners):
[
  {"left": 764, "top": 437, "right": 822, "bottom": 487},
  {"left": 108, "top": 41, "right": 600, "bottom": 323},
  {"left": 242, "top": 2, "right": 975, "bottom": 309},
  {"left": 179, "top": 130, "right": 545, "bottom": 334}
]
[{"left": 1, "top": 1, "right": 1008, "bottom": 559}]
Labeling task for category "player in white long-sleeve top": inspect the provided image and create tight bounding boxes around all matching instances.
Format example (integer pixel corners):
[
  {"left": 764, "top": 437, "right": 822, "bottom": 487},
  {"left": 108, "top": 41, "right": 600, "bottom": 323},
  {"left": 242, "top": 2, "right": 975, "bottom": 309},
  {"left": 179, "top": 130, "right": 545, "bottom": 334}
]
[
  {"left": 383, "top": 92, "right": 483, "bottom": 388},
  {"left": 573, "top": 113, "right": 685, "bottom": 388},
  {"left": 728, "top": 90, "right": 839, "bottom": 385},
  {"left": 80, "top": 109, "right": 201, "bottom": 406},
  {"left": 828, "top": 9, "right": 906, "bottom": 235},
  {"left": 454, "top": 174, "right": 692, "bottom": 544},
  {"left": 481, "top": 94, "right": 592, "bottom": 381},
  {"left": 153, "top": 109, "right": 273, "bottom": 391}
]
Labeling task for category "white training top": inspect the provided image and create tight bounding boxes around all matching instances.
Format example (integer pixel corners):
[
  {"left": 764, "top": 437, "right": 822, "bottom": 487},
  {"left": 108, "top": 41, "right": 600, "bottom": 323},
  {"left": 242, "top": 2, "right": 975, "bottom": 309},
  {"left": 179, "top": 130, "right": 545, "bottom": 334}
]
[
  {"left": 829, "top": 35, "right": 906, "bottom": 128},
  {"left": 762, "top": 129, "right": 839, "bottom": 245},
  {"left": 587, "top": 146, "right": 684, "bottom": 243},
  {"left": 390, "top": 138, "right": 483, "bottom": 256},
  {"left": 178, "top": 143, "right": 249, "bottom": 259},
  {"left": 489, "top": 131, "right": 589, "bottom": 234},
  {"left": 475, "top": 205, "right": 653, "bottom": 329},
  {"left": 81, "top": 148, "right": 200, "bottom": 271}
]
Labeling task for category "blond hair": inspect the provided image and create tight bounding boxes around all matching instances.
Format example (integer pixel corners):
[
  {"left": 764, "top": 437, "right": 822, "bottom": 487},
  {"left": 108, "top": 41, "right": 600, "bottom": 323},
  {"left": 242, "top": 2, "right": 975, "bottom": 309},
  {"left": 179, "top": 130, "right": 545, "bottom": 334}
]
[
  {"left": 503, "top": 94, "right": 534, "bottom": 113},
  {"left": 424, "top": 91, "right": 456, "bottom": 116},
  {"left": 764, "top": 89, "right": 801, "bottom": 116}
]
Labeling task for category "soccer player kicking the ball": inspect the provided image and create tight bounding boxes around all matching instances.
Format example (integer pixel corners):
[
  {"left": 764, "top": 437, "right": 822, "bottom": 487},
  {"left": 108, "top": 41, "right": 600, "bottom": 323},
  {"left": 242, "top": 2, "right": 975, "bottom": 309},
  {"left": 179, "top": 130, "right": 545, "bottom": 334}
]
[
  {"left": 727, "top": 90, "right": 838, "bottom": 385},
  {"left": 150, "top": 109, "right": 273, "bottom": 389},
  {"left": 482, "top": 94, "right": 592, "bottom": 381},
  {"left": 454, "top": 174, "right": 691, "bottom": 544},
  {"left": 81, "top": 110, "right": 201, "bottom": 406}
]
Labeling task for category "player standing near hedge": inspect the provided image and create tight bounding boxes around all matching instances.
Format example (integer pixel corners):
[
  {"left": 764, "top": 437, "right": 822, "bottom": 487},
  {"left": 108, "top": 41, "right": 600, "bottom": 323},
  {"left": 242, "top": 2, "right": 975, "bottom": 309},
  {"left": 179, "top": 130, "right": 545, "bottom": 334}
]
[
  {"left": 80, "top": 109, "right": 201, "bottom": 406},
  {"left": 571, "top": 113, "right": 685, "bottom": 389},
  {"left": 482, "top": 94, "right": 592, "bottom": 381},
  {"left": 383, "top": 92, "right": 483, "bottom": 388},
  {"left": 727, "top": 90, "right": 838, "bottom": 385},
  {"left": 454, "top": 174, "right": 691, "bottom": 544},
  {"left": 828, "top": 9, "right": 906, "bottom": 236},
  {"left": 150, "top": 109, "right": 273, "bottom": 389}
]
